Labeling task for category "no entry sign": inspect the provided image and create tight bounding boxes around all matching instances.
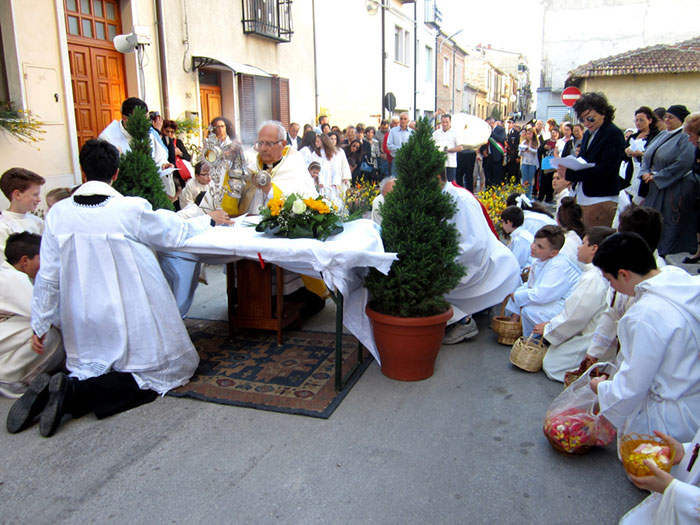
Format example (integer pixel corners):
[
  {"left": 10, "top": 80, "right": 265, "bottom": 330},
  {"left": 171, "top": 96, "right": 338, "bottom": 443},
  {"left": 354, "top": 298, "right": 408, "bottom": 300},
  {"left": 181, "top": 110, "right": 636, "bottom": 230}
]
[{"left": 561, "top": 86, "right": 581, "bottom": 107}]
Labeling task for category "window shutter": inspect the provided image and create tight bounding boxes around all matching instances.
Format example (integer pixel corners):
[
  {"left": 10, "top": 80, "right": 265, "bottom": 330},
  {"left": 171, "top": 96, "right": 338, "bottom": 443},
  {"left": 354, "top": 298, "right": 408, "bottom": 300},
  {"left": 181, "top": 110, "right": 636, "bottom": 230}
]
[
  {"left": 278, "top": 78, "right": 290, "bottom": 129},
  {"left": 238, "top": 74, "right": 256, "bottom": 145}
]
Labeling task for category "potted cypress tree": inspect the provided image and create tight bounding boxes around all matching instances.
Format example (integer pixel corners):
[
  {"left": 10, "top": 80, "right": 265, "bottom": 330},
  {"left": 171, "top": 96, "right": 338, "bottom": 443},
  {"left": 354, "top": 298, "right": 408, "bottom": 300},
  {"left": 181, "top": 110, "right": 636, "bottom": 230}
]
[
  {"left": 364, "top": 117, "right": 465, "bottom": 381},
  {"left": 113, "top": 107, "right": 174, "bottom": 211}
]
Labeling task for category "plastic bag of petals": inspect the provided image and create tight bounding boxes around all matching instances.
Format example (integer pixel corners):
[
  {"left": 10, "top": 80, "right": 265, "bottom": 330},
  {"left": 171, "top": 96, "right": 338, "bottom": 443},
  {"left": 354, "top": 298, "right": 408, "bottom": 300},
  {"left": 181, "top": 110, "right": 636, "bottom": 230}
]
[{"left": 543, "top": 362, "right": 618, "bottom": 455}]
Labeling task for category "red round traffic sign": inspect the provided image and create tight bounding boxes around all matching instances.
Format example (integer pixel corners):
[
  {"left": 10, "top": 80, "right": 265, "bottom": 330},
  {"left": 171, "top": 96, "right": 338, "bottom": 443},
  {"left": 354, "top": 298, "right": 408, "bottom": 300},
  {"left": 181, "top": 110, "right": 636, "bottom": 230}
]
[{"left": 561, "top": 86, "right": 581, "bottom": 107}]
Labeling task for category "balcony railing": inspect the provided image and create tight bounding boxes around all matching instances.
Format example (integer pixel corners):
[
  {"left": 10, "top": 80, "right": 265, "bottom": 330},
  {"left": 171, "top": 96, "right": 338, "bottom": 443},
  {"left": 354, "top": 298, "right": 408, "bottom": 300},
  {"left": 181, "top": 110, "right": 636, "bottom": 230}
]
[{"left": 242, "top": 0, "right": 293, "bottom": 43}]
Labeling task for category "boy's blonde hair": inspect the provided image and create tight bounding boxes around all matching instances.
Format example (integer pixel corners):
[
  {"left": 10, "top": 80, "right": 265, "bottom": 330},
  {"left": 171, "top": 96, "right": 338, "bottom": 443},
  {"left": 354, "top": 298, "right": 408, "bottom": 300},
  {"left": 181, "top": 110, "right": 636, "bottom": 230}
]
[{"left": 1, "top": 168, "right": 45, "bottom": 200}]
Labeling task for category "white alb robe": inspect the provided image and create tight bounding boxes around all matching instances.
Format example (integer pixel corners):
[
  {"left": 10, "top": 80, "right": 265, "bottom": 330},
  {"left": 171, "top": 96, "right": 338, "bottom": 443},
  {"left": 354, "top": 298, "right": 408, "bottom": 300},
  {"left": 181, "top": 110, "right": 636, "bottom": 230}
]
[
  {"left": 31, "top": 181, "right": 211, "bottom": 394},
  {"left": 443, "top": 182, "right": 520, "bottom": 324},
  {"left": 521, "top": 209, "right": 557, "bottom": 236},
  {"left": 0, "top": 210, "right": 43, "bottom": 261},
  {"left": 507, "top": 226, "right": 534, "bottom": 271},
  {"left": 507, "top": 253, "right": 582, "bottom": 337},
  {"left": 597, "top": 267, "right": 700, "bottom": 443},
  {"left": 621, "top": 426, "right": 700, "bottom": 525},
  {"left": 542, "top": 264, "right": 608, "bottom": 382},
  {"left": 0, "top": 261, "right": 62, "bottom": 387},
  {"left": 586, "top": 254, "right": 669, "bottom": 362}
]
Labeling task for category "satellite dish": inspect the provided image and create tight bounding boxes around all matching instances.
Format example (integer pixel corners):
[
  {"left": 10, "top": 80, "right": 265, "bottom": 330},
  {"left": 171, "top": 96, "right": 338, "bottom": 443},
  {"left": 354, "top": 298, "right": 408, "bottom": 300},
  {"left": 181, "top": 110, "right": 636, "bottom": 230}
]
[{"left": 113, "top": 33, "right": 138, "bottom": 54}]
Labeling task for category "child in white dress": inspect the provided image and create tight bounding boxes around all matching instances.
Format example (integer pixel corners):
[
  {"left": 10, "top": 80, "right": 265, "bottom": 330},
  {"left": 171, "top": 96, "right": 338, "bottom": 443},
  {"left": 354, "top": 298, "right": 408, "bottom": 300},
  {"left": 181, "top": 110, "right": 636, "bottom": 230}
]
[
  {"left": 501, "top": 206, "right": 534, "bottom": 271},
  {"left": 505, "top": 225, "right": 582, "bottom": 338}
]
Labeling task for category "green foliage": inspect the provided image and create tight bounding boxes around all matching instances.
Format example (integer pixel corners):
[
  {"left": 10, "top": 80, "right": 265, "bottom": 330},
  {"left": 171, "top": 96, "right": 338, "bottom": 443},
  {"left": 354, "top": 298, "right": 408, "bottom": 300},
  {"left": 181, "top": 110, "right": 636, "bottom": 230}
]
[
  {"left": 113, "top": 107, "right": 173, "bottom": 211},
  {"left": 490, "top": 105, "right": 502, "bottom": 120},
  {"left": 363, "top": 117, "right": 466, "bottom": 317},
  {"left": 174, "top": 114, "right": 203, "bottom": 163},
  {"left": 0, "top": 101, "right": 45, "bottom": 144}
]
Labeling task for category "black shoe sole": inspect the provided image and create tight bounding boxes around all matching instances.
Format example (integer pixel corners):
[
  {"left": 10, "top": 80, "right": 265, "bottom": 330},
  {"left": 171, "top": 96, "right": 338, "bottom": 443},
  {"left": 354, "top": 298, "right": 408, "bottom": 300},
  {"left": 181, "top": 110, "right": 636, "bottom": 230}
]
[
  {"left": 6, "top": 373, "right": 51, "bottom": 434},
  {"left": 39, "top": 373, "right": 68, "bottom": 438},
  {"left": 683, "top": 256, "right": 700, "bottom": 264}
]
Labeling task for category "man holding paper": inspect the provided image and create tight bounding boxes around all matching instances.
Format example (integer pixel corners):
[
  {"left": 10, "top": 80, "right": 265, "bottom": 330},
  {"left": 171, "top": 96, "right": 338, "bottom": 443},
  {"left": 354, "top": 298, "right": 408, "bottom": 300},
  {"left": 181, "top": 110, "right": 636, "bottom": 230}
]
[{"left": 556, "top": 92, "right": 625, "bottom": 227}]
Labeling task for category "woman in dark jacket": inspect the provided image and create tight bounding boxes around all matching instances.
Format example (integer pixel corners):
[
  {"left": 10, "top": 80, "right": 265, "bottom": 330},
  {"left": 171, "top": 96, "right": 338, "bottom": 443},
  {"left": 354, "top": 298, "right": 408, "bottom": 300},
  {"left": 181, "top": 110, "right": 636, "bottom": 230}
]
[
  {"left": 681, "top": 112, "right": 700, "bottom": 265},
  {"left": 557, "top": 92, "right": 625, "bottom": 227}
]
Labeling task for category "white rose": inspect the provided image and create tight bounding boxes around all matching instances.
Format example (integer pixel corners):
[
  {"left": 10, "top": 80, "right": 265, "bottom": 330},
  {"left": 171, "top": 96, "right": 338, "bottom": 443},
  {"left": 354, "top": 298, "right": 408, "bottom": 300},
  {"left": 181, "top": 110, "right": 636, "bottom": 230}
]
[{"left": 292, "top": 199, "right": 307, "bottom": 214}]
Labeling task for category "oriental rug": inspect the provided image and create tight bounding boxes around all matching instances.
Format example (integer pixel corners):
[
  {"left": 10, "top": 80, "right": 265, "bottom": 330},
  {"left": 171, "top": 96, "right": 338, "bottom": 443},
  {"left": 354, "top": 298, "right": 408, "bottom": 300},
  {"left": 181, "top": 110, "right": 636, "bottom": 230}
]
[{"left": 169, "top": 318, "right": 372, "bottom": 418}]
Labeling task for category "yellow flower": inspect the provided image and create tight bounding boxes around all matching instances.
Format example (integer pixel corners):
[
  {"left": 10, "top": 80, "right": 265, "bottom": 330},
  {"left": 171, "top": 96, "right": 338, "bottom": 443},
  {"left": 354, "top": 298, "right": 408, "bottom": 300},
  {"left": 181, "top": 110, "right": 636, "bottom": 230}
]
[
  {"left": 304, "top": 198, "right": 330, "bottom": 214},
  {"left": 268, "top": 196, "right": 284, "bottom": 216}
]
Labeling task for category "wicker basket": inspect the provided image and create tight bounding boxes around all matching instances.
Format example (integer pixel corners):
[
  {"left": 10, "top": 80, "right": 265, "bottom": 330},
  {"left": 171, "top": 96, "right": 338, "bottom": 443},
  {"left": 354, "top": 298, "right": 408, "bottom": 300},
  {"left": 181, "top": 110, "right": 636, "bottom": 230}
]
[
  {"left": 510, "top": 334, "right": 547, "bottom": 372},
  {"left": 520, "top": 267, "right": 530, "bottom": 283},
  {"left": 491, "top": 297, "right": 522, "bottom": 345},
  {"left": 620, "top": 433, "right": 676, "bottom": 477}
]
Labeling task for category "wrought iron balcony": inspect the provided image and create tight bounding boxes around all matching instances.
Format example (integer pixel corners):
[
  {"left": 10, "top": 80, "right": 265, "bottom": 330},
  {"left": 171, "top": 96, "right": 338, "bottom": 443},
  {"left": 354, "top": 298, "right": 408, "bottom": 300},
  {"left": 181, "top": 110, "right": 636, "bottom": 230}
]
[{"left": 241, "top": 0, "right": 293, "bottom": 43}]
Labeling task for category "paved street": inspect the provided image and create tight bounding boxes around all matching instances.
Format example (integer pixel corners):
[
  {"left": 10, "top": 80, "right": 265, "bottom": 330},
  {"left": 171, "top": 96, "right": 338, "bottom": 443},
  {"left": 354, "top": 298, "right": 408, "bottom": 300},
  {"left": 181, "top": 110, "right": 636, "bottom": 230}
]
[{"left": 0, "top": 267, "right": 647, "bottom": 524}]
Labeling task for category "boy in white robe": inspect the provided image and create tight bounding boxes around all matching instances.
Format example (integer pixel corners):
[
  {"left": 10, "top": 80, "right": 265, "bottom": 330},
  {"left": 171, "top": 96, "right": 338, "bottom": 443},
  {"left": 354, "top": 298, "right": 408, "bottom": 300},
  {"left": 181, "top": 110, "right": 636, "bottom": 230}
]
[
  {"left": 0, "top": 168, "right": 45, "bottom": 261},
  {"left": 0, "top": 233, "right": 63, "bottom": 398},
  {"left": 621, "top": 426, "right": 700, "bottom": 524},
  {"left": 506, "top": 225, "right": 582, "bottom": 338},
  {"left": 6, "top": 139, "right": 213, "bottom": 438},
  {"left": 551, "top": 170, "right": 571, "bottom": 215},
  {"left": 179, "top": 161, "right": 211, "bottom": 209},
  {"left": 501, "top": 206, "right": 534, "bottom": 272},
  {"left": 535, "top": 226, "right": 615, "bottom": 382},
  {"left": 590, "top": 232, "right": 700, "bottom": 443},
  {"left": 505, "top": 193, "right": 557, "bottom": 236},
  {"left": 98, "top": 97, "right": 176, "bottom": 197},
  {"left": 576, "top": 207, "right": 667, "bottom": 369},
  {"left": 442, "top": 180, "right": 520, "bottom": 344}
]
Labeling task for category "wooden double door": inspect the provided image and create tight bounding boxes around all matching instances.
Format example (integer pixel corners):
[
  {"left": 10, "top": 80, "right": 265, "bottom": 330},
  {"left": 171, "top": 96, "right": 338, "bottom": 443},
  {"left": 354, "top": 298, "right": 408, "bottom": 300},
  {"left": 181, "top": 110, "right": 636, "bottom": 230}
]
[{"left": 64, "top": 0, "right": 126, "bottom": 149}]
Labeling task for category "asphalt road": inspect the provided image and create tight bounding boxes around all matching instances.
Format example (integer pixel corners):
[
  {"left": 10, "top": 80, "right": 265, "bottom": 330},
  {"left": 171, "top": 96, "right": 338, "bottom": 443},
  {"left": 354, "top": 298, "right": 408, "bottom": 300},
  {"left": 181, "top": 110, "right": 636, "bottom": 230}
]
[{"left": 0, "top": 267, "right": 647, "bottom": 524}]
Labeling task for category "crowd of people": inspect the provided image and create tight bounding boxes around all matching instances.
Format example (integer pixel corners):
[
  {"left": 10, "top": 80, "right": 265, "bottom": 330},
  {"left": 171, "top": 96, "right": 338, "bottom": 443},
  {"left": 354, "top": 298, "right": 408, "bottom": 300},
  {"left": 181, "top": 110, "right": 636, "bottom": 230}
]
[{"left": 1, "top": 90, "right": 700, "bottom": 521}]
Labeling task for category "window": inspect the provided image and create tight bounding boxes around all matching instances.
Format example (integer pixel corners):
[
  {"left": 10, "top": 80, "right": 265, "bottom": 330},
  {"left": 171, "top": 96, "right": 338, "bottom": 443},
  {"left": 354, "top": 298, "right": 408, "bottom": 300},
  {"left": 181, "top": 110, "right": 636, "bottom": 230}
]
[
  {"left": 63, "top": 0, "right": 120, "bottom": 43},
  {"left": 443, "top": 56, "right": 449, "bottom": 86},
  {"left": 394, "top": 25, "right": 410, "bottom": 66},
  {"left": 455, "top": 64, "right": 462, "bottom": 92},
  {"left": 404, "top": 30, "right": 411, "bottom": 65},
  {"left": 238, "top": 75, "right": 290, "bottom": 145},
  {"left": 424, "top": 45, "right": 432, "bottom": 82},
  {"left": 241, "top": 0, "right": 293, "bottom": 43}
]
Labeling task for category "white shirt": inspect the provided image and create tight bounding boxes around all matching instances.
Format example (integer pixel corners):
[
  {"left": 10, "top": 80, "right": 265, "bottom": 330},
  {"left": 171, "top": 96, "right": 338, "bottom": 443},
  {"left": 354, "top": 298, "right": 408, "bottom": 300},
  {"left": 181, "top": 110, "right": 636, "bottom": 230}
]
[
  {"left": 432, "top": 128, "right": 458, "bottom": 168},
  {"left": 507, "top": 226, "right": 534, "bottom": 271},
  {"left": 0, "top": 210, "right": 43, "bottom": 261}
]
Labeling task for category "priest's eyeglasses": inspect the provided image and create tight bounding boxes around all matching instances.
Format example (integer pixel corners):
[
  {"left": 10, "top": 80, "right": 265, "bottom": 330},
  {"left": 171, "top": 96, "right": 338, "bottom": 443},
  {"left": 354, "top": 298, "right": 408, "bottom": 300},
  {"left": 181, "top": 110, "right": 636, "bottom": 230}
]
[{"left": 255, "top": 140, "right": 284, "bottom": 149}]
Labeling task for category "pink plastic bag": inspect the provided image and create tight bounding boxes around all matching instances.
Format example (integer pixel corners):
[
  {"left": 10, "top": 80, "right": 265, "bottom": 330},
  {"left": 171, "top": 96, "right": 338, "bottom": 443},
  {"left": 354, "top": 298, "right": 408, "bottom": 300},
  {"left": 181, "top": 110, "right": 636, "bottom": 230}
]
[{"left": 543, "top": 362, "right": 618, "bottom": 454}]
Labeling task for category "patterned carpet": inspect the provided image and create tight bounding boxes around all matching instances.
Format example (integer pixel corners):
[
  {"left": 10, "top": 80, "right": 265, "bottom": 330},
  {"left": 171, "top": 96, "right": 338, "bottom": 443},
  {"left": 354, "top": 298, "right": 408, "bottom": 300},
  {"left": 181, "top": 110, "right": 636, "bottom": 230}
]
[{"left": 169, "top": 318, "right": 372, "bottom": 418}]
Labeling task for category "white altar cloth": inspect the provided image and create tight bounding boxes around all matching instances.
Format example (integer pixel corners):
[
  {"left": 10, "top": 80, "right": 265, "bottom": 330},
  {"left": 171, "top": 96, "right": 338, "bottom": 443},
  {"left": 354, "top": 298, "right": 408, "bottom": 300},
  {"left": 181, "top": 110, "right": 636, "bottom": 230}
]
[{"left": 173, "top": 218, "right": 397, "bottom": 361}]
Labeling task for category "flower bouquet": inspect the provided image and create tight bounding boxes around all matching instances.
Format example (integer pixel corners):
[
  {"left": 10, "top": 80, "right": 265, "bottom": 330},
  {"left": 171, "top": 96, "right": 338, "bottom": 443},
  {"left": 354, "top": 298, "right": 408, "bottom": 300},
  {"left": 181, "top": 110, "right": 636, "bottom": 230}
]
[
  {"left": 343, "top": 177, "right": 380, "bottom": 220},
  {"left": 255, "top": 193, "right": 343, "bottom": 240}
]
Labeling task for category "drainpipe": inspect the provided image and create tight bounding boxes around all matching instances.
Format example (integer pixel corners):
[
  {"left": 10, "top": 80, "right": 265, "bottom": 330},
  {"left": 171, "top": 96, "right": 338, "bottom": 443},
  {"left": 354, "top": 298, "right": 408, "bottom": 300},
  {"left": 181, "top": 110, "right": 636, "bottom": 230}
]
[
  {"left": 312, "top": 0, "right": 319, "bottom": 118},
  {"left": 434, "top": 32, "right": 438, "bottom": 114},
  {"left": 413, "top": 1, "right": 417, "bottom": 120},
  {"left": 381, "top": 1, "right": 386, "bottom": 120},
  {"left": 155, "top": 0, "right": 170, "bottom": 118}
]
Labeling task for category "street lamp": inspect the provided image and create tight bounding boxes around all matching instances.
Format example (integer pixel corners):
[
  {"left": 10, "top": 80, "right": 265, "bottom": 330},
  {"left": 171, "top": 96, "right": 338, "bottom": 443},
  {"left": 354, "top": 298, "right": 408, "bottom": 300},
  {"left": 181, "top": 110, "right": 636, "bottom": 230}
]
[{"left": 365, "top": 0, "right": 386, "bottom": 119}]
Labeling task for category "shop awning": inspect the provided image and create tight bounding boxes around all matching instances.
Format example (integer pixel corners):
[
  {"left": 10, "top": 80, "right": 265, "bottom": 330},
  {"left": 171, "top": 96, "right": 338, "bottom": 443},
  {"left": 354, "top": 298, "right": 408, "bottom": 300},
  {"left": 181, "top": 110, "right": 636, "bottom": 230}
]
[{"left": 191, "top": 56, "right": 272, "bottom": 77}]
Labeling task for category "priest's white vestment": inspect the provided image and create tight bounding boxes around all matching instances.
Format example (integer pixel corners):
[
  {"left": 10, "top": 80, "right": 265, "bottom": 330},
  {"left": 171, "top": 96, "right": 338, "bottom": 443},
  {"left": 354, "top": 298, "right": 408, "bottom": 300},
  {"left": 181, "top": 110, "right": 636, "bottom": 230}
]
[
  {"left": 31, "top": 181, "right": 211, "bottom": 394},
  {"left": 597, "top": 267, "right": 700, "bottom": 442},
  {"left": 506, "top": 253, "right": 582, "bottom": 337},
  {"left": 542, "top": 263, "right": 608, "bottom": 382},
  {"left": 443, "top": 182, "right": 520, "bottom": 324},
  {"left": 620, "top": 426, "right": 700, "bottom": 525}
]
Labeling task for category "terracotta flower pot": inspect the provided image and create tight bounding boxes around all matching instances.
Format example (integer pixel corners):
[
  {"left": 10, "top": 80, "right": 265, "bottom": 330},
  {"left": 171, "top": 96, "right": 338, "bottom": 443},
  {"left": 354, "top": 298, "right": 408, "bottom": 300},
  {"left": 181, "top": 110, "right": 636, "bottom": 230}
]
[{"left": 365, "top": 305, "right": 453, "bottom": 381}]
